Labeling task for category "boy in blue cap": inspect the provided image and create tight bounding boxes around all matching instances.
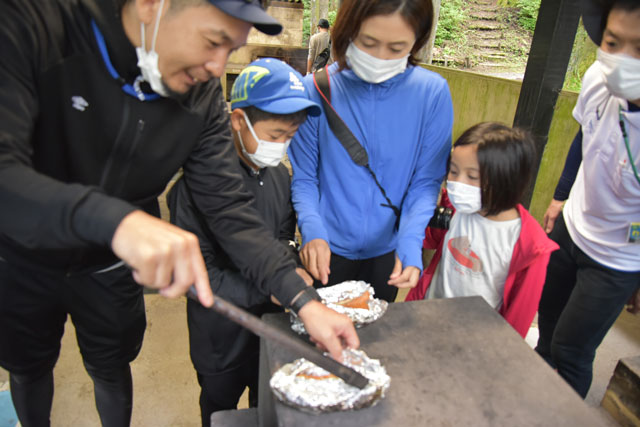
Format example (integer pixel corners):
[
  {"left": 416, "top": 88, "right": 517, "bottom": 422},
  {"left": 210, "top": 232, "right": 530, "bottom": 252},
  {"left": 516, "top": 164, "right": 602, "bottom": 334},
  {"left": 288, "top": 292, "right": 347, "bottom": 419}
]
[{"left": 168, "top": 58, "right": 321, "bottom": 425}]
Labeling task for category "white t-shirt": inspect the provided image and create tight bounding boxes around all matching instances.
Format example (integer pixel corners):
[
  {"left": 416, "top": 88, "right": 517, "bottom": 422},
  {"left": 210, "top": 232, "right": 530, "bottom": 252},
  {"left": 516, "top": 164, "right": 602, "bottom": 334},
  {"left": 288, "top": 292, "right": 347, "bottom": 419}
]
[
  {"left": 426, "top": 212, "right": 521, "bottom": 309},
  {"left": 563, "top": 61, "right": 640, "bottom": 272}
]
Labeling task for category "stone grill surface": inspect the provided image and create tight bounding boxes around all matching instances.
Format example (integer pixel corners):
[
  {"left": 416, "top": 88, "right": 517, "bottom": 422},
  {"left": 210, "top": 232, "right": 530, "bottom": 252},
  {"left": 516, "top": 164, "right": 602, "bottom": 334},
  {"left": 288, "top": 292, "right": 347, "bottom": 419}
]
[{"left": 257, "top": 297, "right": 606, "bottom": 427}]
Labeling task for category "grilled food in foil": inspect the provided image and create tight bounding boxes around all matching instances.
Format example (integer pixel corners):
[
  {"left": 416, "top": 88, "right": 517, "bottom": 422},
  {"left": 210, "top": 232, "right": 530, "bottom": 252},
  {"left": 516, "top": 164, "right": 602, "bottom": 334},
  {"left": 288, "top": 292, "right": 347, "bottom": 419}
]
[
  {"left": 290, "top": 281, "right": 388, "bottom": 334},
  {"left": 270, "top": 348, "right": 390, "bottom": 413}
]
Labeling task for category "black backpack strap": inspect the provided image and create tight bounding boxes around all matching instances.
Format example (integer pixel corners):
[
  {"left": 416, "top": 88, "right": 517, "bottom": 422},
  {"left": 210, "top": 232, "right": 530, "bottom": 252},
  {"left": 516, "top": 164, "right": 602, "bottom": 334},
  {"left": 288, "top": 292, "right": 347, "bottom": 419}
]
[
  {"left": 313, "top": 68, "right": 368, "bottom": 166},
  {"left": 313, "top": 68, "right": 401, "bottom": 230}
]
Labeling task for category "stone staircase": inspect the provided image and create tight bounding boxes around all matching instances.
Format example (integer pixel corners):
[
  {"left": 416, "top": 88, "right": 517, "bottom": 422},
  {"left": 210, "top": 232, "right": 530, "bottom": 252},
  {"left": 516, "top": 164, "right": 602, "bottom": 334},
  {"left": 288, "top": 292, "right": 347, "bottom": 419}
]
[
  {"left": 430, "top": 0, "right": 531, "bottom": 78},
  {"left": 466, "top": 0, "right": 510, "bottom": 70}
]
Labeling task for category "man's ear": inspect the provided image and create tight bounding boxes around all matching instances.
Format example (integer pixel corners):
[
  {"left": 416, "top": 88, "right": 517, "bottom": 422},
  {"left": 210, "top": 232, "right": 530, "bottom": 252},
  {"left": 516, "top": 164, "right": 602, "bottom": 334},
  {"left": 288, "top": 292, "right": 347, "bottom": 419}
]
[
  {"left": 230, "top": 108, "right": 246, "bottom": 132},
  {"left": 133, "top": 0, "right": 168, "bottom": 26}
]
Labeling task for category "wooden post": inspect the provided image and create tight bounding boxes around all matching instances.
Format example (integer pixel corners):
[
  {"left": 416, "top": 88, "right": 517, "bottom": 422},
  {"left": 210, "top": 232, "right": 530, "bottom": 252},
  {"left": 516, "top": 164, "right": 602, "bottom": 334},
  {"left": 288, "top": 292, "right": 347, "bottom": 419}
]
[
  {"left": 319, "top": 0, "right": 328, "bottom": 22},
  {"left": 513, "top": 0, "right": 581, "bottom": 207},
  {"left": 310, "top": 0, "right": 317, "bottom": 36},
  {"left": 418, "top": 0, "right": 441, "bottom": 64}
]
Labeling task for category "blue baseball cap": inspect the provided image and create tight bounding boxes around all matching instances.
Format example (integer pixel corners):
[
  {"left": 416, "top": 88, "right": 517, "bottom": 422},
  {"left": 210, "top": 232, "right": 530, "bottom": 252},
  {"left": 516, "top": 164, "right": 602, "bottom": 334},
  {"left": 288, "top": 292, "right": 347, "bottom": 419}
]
[
  {"left": 230, "top": 58, "right": 321, "bottom": 116},
  {"left": 208, "top": 0, "right": 283, "bottom": 36}
]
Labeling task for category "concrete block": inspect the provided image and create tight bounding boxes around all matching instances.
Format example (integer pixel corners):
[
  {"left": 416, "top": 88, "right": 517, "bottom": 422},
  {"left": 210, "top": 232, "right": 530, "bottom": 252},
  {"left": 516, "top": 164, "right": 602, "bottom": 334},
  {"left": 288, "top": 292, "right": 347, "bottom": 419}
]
[{"left": 601, "top": 356, "right": 640, "bottom": 427}]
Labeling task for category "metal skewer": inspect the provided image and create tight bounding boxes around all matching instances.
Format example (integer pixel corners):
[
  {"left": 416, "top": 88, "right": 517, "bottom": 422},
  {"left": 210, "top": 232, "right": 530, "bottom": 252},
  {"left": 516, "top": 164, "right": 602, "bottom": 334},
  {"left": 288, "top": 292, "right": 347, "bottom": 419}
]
[{"left": 188, "top": 288, "right": 369, "bottom": 389}]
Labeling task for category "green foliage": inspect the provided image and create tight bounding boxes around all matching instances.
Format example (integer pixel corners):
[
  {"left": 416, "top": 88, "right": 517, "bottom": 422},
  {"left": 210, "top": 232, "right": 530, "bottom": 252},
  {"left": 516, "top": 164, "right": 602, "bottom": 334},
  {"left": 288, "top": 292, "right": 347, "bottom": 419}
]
[
  {"left": 564, "top": 19, "right": 597, "bottom": 92},
  {"left": 328, "top": 10, "right": 337, "bottom": 26},
  {"left": 516, "top": 0, "right": 541, "bottom": 32},
  {"left": 434, "top": 0, "right": 467, "bottom": 47}
]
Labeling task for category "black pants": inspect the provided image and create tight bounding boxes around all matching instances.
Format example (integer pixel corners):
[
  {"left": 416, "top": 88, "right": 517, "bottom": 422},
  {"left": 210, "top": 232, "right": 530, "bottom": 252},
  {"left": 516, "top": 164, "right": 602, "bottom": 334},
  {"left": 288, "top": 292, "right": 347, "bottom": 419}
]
[
  {"left": 196, "top": 360, "right": 258, "bottom": 427},
  {"left": 0, "top": 259, "right": 145, "bottom": 426},
  {"left": 535, "top": 214, "right": 640, "bottom": 398},
  {"left": 187, "top": 299, "right": 280, "bottom": 426},
  {"left": 316, "top": 251, "right": 398, "bottom": 302}
]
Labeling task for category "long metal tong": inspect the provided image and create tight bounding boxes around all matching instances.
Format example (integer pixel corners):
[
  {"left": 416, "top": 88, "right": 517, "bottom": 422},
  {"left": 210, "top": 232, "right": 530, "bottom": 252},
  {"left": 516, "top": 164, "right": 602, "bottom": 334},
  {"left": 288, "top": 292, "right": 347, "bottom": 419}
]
[{"left": 188, "top": 288, "right": 369, "bottom": 389}]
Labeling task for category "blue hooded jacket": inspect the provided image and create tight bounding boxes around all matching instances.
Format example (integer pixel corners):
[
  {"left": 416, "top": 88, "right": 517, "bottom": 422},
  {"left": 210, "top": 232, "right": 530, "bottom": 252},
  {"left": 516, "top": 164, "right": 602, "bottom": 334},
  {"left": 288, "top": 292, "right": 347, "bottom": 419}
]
[{"left": 289, "top": 63, "right": 453, "bottom": 270}]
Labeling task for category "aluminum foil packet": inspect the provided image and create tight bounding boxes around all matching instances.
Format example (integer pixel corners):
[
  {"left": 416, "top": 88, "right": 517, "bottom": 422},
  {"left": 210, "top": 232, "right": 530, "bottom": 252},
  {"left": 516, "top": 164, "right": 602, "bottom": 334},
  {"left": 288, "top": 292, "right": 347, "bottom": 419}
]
[
  {"left": 270, "top": 348, "right": 391, "bottom": 413},
  {"left": 290, "top": 281, "right": 388, "bottom": 334}
]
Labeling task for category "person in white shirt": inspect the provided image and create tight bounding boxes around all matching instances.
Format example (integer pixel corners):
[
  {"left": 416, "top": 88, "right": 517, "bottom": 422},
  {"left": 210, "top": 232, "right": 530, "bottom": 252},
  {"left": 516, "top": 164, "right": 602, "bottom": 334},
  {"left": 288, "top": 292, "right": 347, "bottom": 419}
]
[
  {"left": 406, "top": 123, "right": 559, "bottom": 338},
  {"left": 535, "top": 0, "right": 640, "bottom": 399}
]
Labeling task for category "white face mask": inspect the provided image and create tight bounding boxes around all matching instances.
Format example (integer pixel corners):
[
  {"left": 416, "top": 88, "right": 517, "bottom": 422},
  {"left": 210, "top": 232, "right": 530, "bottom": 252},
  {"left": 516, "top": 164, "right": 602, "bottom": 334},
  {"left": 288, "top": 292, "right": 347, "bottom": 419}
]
[
  {"left": 345, "top": 42, "right": 409, "bottom": 84},
  {"left": 447, "top": 180, "right": 482, "bottom": 214},
  {"left": 597, "top": 48, "right": 640, "bottom": 101},
  {"left": 136, "top": 0, "right": 169, "bottom": 97},
  {"left": 238, "top": 111, "right": 291, "bottom": 169}
]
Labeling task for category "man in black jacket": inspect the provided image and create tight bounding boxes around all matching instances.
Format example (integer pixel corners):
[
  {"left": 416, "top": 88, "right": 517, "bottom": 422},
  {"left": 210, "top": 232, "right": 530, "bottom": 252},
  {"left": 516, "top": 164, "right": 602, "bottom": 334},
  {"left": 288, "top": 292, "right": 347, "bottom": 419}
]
[
  {"left": 0, "top": 1, "right": 358, "bottom": 426},
  {"left": 169, "top": 57, "right": 321, "bottom": 425}
]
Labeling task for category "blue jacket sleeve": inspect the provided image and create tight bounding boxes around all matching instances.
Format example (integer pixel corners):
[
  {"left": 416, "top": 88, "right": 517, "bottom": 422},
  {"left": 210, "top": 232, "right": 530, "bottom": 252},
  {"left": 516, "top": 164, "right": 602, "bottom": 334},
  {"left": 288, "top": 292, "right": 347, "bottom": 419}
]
[
  {"left": 288, "top": 103, "right": 329, "bottom": 247},
  {"left": 553, "top": 130, "right": 582, "bottom": 201},
  {"left": 396, "top": 82, "right": 453, "bottom": 270}
]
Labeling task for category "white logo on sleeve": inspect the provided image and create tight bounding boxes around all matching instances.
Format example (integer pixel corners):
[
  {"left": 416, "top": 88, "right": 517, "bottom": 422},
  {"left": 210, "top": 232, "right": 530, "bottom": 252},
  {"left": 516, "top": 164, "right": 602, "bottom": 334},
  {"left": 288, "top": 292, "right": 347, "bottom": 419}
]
[
  {"left": 71, "top": 96, "right": 89, "bottom": 112},
  {"left": 289, "top": 72, "right": 305, "bottom": 92}
]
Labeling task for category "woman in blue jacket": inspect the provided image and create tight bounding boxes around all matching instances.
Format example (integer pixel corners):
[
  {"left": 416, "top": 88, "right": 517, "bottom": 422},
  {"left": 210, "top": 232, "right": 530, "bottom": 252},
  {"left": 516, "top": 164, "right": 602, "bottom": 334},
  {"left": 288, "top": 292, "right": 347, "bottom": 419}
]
[{"left": 289, "top": 0, "right": 453, "bottom": 302}]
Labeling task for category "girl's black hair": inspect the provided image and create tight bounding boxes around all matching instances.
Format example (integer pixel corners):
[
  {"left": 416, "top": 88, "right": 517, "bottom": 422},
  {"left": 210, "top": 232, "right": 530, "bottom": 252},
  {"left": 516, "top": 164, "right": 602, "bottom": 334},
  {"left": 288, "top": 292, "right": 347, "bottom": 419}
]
[{"left": 452, "top": 122, "right": 536, "bottom": 216}]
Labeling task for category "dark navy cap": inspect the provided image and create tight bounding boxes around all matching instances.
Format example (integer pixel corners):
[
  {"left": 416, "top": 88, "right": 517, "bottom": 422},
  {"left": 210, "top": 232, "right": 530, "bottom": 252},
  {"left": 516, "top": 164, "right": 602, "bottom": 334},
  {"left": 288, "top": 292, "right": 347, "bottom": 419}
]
[
  {"left": 582, "top": 0, "right": 608, "bottom": 46},
  {"left": 230, "top": 58, "right": 321, "bottom": 116},
  {"left": 208, "top": 0, "right": 283, "bottom": 35}
]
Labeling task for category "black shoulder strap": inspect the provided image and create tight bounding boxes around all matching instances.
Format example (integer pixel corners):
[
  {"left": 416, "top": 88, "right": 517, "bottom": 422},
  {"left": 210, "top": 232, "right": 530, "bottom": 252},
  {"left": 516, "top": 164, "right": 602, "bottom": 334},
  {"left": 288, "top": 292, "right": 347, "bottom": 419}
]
[
  {"left": 313, "top": 67, "right": 402, "bottom": 229},
  {"left": 313, "top": 68, "right": 368, "bottom": 166}
]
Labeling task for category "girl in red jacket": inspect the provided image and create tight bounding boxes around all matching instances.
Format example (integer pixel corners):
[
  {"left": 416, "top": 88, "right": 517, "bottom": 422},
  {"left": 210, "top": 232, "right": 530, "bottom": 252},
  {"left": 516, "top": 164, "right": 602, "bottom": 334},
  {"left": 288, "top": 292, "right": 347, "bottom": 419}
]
[{"left": 406, "top": 122, "right": 559, "bottom": 338}]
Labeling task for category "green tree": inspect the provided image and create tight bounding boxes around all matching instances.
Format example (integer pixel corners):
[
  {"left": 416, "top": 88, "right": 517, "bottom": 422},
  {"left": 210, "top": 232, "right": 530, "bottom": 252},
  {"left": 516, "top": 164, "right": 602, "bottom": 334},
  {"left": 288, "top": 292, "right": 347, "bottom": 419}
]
[
  {"left": 516, "top": 0, "right": 541, "bottom": 32},
  {"left": 564, "top": 19, "right": 597, "bottom": 91},
  {"left": 434, "top": 0, "right": 466, "bottom": 47},
  {"left": 497, "top": 0, "right": 541, "bottom": 33}
]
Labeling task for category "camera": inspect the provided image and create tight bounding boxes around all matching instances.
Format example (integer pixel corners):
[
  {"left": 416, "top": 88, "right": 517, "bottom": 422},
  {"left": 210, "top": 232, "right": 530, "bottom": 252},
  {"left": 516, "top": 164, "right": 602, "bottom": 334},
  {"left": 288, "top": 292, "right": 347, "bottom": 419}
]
[{"left": 428, "top": 206, "right": 453, "bottom": 230}]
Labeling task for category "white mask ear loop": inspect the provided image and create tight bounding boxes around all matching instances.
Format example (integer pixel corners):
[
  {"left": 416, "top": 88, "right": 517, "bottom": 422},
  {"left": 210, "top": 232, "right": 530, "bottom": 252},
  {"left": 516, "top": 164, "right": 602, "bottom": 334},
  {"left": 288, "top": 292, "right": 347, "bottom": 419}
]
[
  {"left": 140, "top": 22, "right": 145, "bottom": 50},
  {"left": 242, "top": 110, "right": 262, "bottom": 144},
  {"left": 236, "top": 112, "right": 252, "bottom": 156},
  {"left": 150, "top": 0, "right": 164, "bottom": 51},
  {"left": 140, "top": 0, "right": 165, "bottom": 52}
]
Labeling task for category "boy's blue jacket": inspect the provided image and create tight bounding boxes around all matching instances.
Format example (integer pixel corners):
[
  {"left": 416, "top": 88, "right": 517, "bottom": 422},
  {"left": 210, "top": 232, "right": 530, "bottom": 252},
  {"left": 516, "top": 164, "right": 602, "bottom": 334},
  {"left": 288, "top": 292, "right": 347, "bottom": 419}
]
[{"left": 289, "top": 63, "right": 453, "bottom": 270}]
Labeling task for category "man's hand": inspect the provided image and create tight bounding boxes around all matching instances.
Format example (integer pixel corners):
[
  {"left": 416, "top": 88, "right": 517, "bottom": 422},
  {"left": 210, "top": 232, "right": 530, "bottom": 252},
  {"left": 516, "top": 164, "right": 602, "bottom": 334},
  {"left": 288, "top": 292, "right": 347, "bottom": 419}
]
[
  {"left": 298, "top": 300, "right": 359, "bottom": 361},
  {"left": 626, "top": 288, "right": 640, "bottom": 314},
  {"left": 543, "top": 199, "right": 565, "bottom": 234},
  {"left": 388, "top": 255, "right": 420, "bottom": 289},
  {"left": 111, "top": 210, "right": 213, "bottom": 307},
  {"left": 300, "top": 238, "right": 331, "bottom": 285}
]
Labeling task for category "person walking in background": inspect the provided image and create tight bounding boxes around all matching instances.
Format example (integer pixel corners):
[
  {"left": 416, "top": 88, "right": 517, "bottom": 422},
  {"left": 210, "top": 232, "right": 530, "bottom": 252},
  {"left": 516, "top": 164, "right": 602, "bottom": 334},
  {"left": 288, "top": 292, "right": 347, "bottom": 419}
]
[{"left": 307, "top": 18, "right": 331, "bottom": 74}]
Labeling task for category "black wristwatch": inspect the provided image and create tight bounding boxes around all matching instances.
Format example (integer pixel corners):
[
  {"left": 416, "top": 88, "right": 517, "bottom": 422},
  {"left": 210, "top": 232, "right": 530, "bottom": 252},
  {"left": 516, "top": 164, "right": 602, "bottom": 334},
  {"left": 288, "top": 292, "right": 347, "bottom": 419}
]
[{"left": 289, "top": 286, "right": 322, "bottom": 315}]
